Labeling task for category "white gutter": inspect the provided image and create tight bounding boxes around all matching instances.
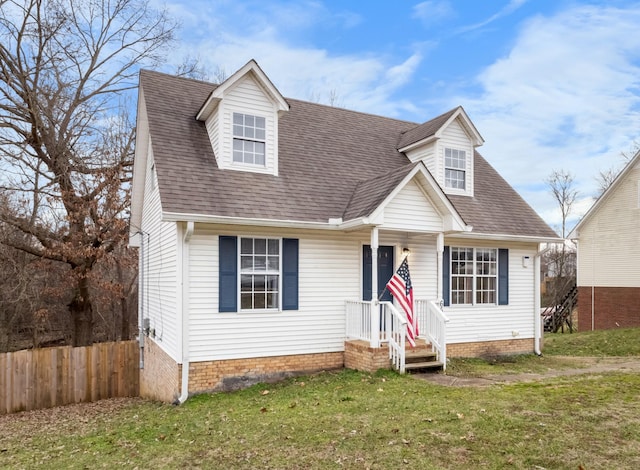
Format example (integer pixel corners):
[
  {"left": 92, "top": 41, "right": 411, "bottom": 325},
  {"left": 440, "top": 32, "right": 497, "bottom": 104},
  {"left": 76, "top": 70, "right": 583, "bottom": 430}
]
[
  {"left": 177, "top": 221, "right": 195, "bottom": 405},
  {"left": 452, "top": 232, "right": 562, "bottom": 244},
  {"left": 163, "top": 211, "right": 347, "bottom": 229},
  {"left": 534, "top": 244, "right": 553, "bottom": 355},
  {"left": 161, "top": 211, "right": 391, "bottom": 233}
]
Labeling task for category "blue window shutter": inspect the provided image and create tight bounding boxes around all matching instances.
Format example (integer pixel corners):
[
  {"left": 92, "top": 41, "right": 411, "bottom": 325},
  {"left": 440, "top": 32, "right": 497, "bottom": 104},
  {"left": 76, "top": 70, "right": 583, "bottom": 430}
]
[
  {"left": 498, "top": 248, "right": 509, "bottom": 305},
  {"left": 362, "top": 245, "right": 372, "bottom": 301},
  {"left": 219, "top": 236, "right": 237, "bottom": 312},
  {"left": 443, "top": 246, "right": 450, "bottom": 306},
  {"left": 282, "top": 238, "right": 299, "bottom": 310}
]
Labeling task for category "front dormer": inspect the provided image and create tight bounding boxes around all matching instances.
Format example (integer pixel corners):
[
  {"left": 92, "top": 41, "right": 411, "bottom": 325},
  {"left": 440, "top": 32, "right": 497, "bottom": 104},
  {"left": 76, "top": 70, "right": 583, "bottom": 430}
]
[
  {"left": 398, "top": 106, "right": 483, "bottom": 198},
  {"left": 196, "top": 60, "right": 289, "bottom": 176}
]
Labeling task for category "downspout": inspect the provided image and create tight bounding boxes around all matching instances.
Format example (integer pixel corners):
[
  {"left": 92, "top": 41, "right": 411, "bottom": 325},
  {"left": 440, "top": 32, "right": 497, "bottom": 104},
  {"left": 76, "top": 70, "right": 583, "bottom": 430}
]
[
  {"left": 177, "top": 221, "right": 194, "bottom": 404},
  {"left": 534, "top": 244, "right": 552, "bottom": 355},
  {"left": 591, "top": 224, "right": 596, "bottom": 331},
  {"left": 138, "top": 231, "right": 147, "bottom": 369}
]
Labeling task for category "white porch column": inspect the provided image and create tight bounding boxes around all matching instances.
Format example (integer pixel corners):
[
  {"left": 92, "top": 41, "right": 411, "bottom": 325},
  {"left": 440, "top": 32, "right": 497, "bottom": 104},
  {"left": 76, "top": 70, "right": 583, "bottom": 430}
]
[
  {"left": 370, "top": 227, "right": 380, "bottom": 348},
  {"left": 436, "top": 232, "right": 444, "bottom": 302}
]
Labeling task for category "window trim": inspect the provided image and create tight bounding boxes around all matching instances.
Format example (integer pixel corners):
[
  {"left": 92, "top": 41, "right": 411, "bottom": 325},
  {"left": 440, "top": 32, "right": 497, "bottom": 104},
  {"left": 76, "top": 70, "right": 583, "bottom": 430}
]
[
  {"left": 446, "top": 246, "right": 506, "bottom": 307},
  {"left": 232, "top": 112, "right": 266, "bottom": 166},
  {"left": 218, "top": 236, "right": 299, "bottom": 313},
  {"left": 444, "top": 147, "right": 466, "bottom": 190},
  {"left": 238, "top": 236, "right": 282, "bottom": 312}
]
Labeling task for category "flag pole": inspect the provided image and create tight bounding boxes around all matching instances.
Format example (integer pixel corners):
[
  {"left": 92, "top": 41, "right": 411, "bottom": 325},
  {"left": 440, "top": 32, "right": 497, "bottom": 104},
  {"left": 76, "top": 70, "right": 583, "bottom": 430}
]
[{"left": 378, "top": 250, "right": 410, "bottom": 301}]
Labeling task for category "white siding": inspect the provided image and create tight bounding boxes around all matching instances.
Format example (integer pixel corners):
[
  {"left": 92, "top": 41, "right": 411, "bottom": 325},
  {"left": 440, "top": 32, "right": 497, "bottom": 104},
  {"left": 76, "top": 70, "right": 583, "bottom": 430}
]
[
  {"left": 443, "top": 239, "right": 538, "bottom": 343},
  {"left": 184, "top": 222, "right": 538, "bottom": 359},
  {"left": 377, "top": 233, "right": 439, "bottom": 301},
  {"left": 204, "top": 109, "right": 221, "bottom": 167},
  {"left": 186, "top": 226, "right": 444, "bottom": 361},
  {"left": 140, "top": 146, "right": 180, "bottom": 361},
  {"left": 577, "top": 167, "right": 640, "bottom": 287},
  {"left": 382, "top": 180, "right": 443, "bottom": 232},
  {"left": 437, "top": 119, "right": 474, "bottom": 197},
  {"left": 188, "top": 226, "right": 365, "bottom": 361},
  {"left": 209, "top": 75, "right": 278, "bottom": 175},
  {"left": 405, "top": 142, "right": 436, "bottom": 169}
]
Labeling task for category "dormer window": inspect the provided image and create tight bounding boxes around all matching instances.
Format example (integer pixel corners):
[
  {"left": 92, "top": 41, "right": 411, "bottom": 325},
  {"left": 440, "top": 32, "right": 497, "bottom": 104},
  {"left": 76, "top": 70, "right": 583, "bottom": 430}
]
[
  {"left": 445, "top": 148, "right": 466, "bottom": 190},
  {"left": 233, "top": 113, "right": 266, "bottom": 165}
]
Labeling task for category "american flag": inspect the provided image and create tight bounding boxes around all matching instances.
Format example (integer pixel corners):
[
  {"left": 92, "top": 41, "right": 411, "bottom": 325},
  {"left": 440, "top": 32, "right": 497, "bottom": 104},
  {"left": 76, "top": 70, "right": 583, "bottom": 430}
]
[{"left": 386, "top": 257, "right": 418, "bottom": 347}]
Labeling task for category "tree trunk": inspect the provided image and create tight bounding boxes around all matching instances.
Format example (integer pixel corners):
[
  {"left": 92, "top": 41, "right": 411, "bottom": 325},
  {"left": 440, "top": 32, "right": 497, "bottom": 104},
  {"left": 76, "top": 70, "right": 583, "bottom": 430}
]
[
  {"left": 70, "top": 275, "right": 94, "bottom": 347},
  {"left": 120, "top": 296, "right": 130, "bottom": 340},
  {"left": 0, "top": 322, "right": 9, "bottom": 353}
]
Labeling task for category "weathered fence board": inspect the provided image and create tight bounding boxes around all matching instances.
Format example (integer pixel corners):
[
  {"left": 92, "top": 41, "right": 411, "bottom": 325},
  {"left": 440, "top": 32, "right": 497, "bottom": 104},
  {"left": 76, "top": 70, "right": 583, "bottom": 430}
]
[{"left": 0, "top": 341, "right": 139, "bottom": 414}]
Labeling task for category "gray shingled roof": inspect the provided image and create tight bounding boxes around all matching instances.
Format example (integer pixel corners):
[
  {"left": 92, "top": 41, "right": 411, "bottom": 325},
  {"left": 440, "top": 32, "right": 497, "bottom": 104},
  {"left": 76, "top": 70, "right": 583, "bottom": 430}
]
[
  {"left": 396, "top": 107, "right": 458, "bottom": 150},
  {"left": 138, "top": 69, "right": 557, "bottom": 239},
  {"left": 449, "top": 152, "right": 557, "bottom": 237}
]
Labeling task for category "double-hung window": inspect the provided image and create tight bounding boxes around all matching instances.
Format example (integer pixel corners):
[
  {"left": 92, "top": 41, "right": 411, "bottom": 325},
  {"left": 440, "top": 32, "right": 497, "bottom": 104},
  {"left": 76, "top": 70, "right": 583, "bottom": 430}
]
[
  {"left": 240, "top": 237, "right": 280, "bottom": 310},
  {"left": 233, "top": 113, "right": 266, "bottom": 165},
  {"left": 451, "top": 247, "right": 497, "bottom": 305},
  {"left": 219, "top": 236, "right": 298, "bottom": 313},
  {"left": 445, "top": 148, "right": 466, "bottom": 190}
]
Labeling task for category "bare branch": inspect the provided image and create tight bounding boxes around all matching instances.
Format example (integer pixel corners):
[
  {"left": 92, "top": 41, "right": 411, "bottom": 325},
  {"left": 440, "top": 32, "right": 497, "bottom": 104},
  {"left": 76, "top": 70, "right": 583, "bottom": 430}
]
[{"left": 0, "top": 0, "right": 176, "bottom": 345}]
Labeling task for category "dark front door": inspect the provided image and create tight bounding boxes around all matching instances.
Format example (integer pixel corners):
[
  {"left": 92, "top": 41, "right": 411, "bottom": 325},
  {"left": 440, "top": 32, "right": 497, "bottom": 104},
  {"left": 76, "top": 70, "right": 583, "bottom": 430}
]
[{"left": 363, "top": 245, "right": 394, "bottom": 301}]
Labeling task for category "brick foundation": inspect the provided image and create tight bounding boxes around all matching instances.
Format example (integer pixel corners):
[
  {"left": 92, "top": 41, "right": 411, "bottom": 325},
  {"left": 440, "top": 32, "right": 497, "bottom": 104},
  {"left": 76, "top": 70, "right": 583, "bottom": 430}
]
[
  {"left": 578, "top": 286, "right": 640, "bottom": 330},
  {"left": 447, "top": 338, "right": 534, "bottom": 358},
  {"left": 188, "top": 352, "right": 344, "bottom": 394},
  {"left": 141, "top": 343, "right": 344, "bottom": 401},
  {"left": 140, "top": 338, "right": 181, "bottom": 402},
  {"left": 141, "top": 336, "right": 539, "bottom": 402},
  {"left": 344, "top": 340, "right": 392, "bottom": 372}
]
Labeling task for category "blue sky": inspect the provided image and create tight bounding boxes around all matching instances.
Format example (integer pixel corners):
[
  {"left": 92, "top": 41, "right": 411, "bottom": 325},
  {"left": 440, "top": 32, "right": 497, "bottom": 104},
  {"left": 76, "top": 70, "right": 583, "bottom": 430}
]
[{"left": 157, "top": 0, "right": 640, "bottom": 232}]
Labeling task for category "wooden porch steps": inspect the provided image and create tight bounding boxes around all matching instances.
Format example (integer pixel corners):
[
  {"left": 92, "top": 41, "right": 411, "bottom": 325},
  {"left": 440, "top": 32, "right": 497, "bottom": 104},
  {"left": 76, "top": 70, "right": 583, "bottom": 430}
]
[{"left": 402, "top": 348, "right": 444, "bottom": 372}]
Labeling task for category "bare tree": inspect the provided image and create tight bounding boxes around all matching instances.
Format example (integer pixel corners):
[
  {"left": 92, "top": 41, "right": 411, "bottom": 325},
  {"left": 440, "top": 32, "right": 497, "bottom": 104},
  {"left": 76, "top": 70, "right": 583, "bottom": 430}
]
[
  {"left": 544, "top": 170, "right": 578, "bottom": 310},
  {"left": 595, "top": 142, "right": 639, "bottom": 197},
  {"left": 547, "top": 170, "right": 578, "bottom": 240},
  {"left": 596, "top": 167, "right": 620, "bottom": 197},
  {"left": 0, "top": 0, "right": 177, "bottom": 346}
]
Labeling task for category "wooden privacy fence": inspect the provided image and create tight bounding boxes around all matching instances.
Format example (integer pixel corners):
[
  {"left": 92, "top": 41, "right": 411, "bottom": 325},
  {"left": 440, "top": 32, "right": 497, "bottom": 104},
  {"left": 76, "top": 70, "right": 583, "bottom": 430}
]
[{"left": 1, "top": 340, "right": 140, "bottom": 414}]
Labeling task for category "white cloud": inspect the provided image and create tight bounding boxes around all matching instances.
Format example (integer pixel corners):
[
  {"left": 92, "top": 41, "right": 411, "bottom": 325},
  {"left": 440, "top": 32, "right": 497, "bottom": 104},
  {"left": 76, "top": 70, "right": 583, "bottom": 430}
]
[
  {"left": 412, "top": 1, "right": 454, "bottom": 27},
  {"left": 460, "top": 4, "right": 640, "bottom": 223},
  {"left": 456, "top": 0, "right": 529, "bottom": 34},
  {"left": 163, "top": 0, "right": 424, "bottom": 117}
]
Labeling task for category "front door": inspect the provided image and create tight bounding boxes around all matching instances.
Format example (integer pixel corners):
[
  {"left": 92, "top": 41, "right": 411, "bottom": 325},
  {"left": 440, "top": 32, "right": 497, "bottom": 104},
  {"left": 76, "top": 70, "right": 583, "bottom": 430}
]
[{"left": 362, "top": 245, "right": 394, "bottom": 301}]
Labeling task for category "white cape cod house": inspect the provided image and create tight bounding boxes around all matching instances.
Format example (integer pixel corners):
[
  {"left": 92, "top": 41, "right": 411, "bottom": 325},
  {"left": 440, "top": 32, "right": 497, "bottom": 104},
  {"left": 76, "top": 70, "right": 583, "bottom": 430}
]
[{"left": 129, "top": 60, "right": 559, "bottom": 403}]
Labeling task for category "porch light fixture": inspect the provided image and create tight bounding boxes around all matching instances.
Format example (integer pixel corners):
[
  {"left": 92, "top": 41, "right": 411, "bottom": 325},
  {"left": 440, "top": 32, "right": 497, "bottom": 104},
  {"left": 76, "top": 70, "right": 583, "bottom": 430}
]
[{"left": 402, "top": 247, "right": 410, "bottom": 256}]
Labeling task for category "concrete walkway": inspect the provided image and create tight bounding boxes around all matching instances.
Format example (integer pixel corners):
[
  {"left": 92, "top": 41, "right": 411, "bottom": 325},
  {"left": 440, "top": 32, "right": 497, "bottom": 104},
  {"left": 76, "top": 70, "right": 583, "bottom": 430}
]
[{"left": 413, "top": 356, "right": 640, "bottom": 387}]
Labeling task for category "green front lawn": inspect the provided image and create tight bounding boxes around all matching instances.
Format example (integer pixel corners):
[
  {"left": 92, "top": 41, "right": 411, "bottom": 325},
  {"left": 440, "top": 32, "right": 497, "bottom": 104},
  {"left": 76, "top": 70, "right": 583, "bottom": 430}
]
[
  {"left": 2, "top": 328, "right": 639, "bottom": 469},
  {"left": 544, "top": 326, "right": 640, "bottom": 356}
]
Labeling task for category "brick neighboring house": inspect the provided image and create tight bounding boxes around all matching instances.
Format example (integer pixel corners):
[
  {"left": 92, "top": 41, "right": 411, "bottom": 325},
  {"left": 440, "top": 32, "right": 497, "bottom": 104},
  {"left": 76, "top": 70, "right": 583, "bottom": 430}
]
[
  {"left": 129, "top": 60, "right": 559, "bottom": 403},
  {"left": 569, "top": 150, "right": 640, "bottom": 330}
]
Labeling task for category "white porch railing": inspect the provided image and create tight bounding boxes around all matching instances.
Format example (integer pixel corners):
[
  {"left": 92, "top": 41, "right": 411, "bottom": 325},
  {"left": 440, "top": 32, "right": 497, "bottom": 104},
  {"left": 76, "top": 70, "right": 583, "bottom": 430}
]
[
  {"left": 380, "top": 301, "right": 407, "bottom": 373},
  {"left": 346, "top": 299, "right": 449, "bottom": 372},
  {"left": 415, "top": 299, "right": 450, "bottom": 370},
  {"left": 346, "top": 300, "right": 373, "bottom": 343}
]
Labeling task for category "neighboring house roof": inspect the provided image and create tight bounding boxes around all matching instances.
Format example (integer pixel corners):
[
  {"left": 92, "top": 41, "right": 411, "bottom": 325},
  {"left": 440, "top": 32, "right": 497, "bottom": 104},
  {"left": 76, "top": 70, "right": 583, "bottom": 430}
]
[
  {"left": 135, "top": 69, "right": 557, "bottom": 240},
  {"left": 568, "top": 149, "right": 640, "bottom": 239}
]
